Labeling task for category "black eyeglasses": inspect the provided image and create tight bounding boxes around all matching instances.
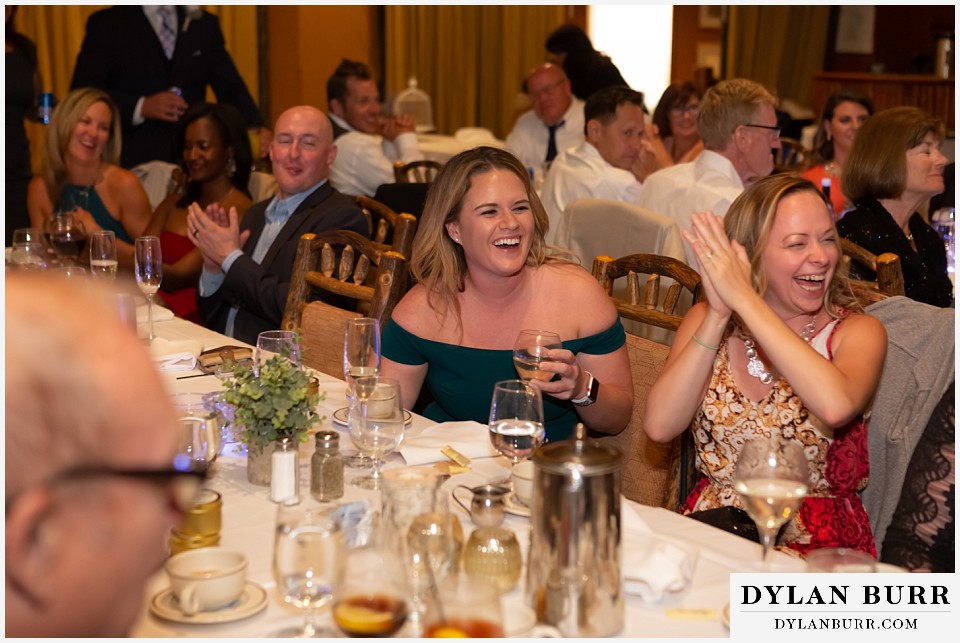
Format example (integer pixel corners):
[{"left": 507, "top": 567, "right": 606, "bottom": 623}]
[
  {"left": 743, "top": 123, "right": 782, "bottom": 138},
  {"left": 7, "top": 462, "right": 210, "bottom": 513}
]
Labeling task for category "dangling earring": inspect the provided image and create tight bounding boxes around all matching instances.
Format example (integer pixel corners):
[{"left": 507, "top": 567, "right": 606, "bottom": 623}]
[{"left": 226, "top": 155, "right": 236, "bottom": 179}]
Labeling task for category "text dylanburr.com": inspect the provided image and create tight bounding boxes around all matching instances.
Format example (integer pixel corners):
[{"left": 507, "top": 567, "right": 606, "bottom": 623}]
[{"left": 729, "top": 574, "right": 959, "bottom": 639}]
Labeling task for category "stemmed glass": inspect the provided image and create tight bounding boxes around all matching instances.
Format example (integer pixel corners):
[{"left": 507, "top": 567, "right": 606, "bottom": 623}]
[
  {"left": 488, "top": 379, "right": 546, "bottom": 475},
  {"left": 733, "top": 436, "right": 809, "bottom": 570},
  {"left": 48, "top": 211, "right": 87, "bottom": 266},
  {"left": 255, "top": 330, "right": 302, "bottom": 376},
  {"left": 350, "top": 378, "right": 405, "bottom": 491},
  {"left": 134, "top": 236, "right": 163, "bottom": 341},
  {"left": 88, "top": 230, "right": 118, "bottom": 282},
  {"left": 273, "top": 502, "right": 346, "bottom": 637},
  {"left": 343, "top": 318, "right": 381, "bottom": 469},
  {"left": 513, "top": 329, "right": 561, "bottom": 382}
]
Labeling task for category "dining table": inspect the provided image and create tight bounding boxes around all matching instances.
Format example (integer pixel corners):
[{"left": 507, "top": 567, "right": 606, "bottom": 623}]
[
  {"left": 417, "top": 131, "right": 506, "bottom": 164},
  {"left": 130, "top": 312, "right": 805, "bottom": 639}
]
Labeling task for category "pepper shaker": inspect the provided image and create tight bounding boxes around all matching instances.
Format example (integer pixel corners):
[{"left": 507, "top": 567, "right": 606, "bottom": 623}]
[{"left": 311, "top": 430, "right": 343, "bottom": 502}]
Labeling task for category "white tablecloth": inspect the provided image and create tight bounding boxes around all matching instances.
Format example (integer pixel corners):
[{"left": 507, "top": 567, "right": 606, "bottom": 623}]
[
  {"left": 131, "top": 316, "right": 798, "bottom": 638},
  {"left": 417, "top": 132, "right": 505, "bottom": 164}
]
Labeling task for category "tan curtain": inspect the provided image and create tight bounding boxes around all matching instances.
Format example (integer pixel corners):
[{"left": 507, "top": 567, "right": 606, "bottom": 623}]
[
  {"left": 726, "top": 6, "right": 830, "bottom": 107},
  {"left": 384, "top": 6, "right": 568, "bottom": 139},
  {"left": 13, "top": 5, "right": 259, "bottom": 173}
]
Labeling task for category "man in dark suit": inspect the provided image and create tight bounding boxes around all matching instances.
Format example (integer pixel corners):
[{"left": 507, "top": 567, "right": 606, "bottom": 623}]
[
  {"left": 70, "top": 5, "right": 267, "bottom": 168},
  {"left": 188, "top": 106, "right": 367, "bottom": 345}
]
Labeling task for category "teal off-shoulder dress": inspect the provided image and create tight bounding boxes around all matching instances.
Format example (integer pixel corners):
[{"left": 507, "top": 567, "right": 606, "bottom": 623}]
[
  {"left": 382, "top": 318, "right": 626, "bottom": 442},
  {"left": 59, "top": 184, "right": 133, "bottom": 244}
]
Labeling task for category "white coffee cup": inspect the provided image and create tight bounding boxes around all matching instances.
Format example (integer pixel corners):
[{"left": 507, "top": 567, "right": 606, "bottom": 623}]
[
  {"left": 165, "top": 547, "right": 247, "bottom": 615},
  {"left": 511, "top": 459, "right": 535, "bottom": 507},
  {"left": 502, "top": 602, "right": 562, "bottom": 638}
]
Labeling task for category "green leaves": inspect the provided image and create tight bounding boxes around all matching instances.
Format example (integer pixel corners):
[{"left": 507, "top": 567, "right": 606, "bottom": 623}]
[{"left": 222, "top": 352, "right": 323, "bottom": 448}]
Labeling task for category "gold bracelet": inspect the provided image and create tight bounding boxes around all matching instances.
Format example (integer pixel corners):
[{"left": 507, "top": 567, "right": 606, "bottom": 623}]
[{"left": 692, "top": 335, "right": 719, "bottom": 351}]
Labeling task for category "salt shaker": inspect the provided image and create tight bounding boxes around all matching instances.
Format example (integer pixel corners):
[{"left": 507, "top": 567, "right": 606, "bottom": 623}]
[
  {"left": 270, "top": 437, "right": 300, "bottom": 504},
  {"left": 311, "top": 431, "right": 343, "bottom": 501}
]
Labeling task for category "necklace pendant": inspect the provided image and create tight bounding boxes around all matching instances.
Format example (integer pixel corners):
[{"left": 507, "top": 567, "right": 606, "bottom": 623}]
[
  {"left": 746, "top": 355, "right": 766, "bottom": 379},
  {"left": 759, "top": 372, "right": 774, "bottom": 385}
]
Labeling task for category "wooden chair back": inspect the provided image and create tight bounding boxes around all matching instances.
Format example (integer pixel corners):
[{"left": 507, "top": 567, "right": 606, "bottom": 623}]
[
  {"left": 775, "top": 137, "right": 810, "bottom": 173},
  {"left": 592, "top": 253, "right": 703, "bottom": 333},
  {"left": 592, "top": 333, "right": 686, "bottom": 508},
  {"left": 840, "top": 238, "right": 905, "bottom": 304},
  {"left": 393, "top": 160, "right": 442, "bottom": 183},
  {"left": 281, "top": 230, "right": 408, "bottom": 332},
  {"left": 355, "top": 195, "right": 418, "bottom": 259},
  {"left": 297, "top": 300, "right": 358, "bottom": 378}
]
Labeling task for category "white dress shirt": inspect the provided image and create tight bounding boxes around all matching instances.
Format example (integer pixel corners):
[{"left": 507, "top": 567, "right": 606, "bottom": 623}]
[
  {"left": 539, "top": 142, "right": 642, "bottom": 246},
  {"left": 328, "top": 113, "right": 423, "bottom": 198},
  {"left": 505, "top": 98, "right": 585, "bottom": 184},
  {"left": 636, "top": 150, "right": 744, "bottom": 266}
]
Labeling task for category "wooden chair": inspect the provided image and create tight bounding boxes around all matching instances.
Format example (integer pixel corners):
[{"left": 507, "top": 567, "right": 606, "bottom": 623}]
[
  {"left": 774, "top": 137, "right": 810, "bottom": 173},
  {"left": 840, "top": 238, "right": 905, "bottom": 304},
  {"left": 298, "top": 300, "right": 358, "bottom": 378},
  {"left": 592, "top": 333, "right": 686, "bottom": 508},
  {"left": 393, "top": 160, "right": 442, "bottom": 184},
  {"left": 592, "top": 253, "right": 703, "bottom": 333},
  {"left": 281, "top": 230, "right": 408, "bottom": 333},
  {"left": 354, "top": 195, "right": 418, "bottom": 260}
]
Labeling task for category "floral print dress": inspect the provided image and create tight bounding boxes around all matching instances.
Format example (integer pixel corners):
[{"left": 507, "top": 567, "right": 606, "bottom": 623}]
[{"left": 681, "top": 317, "right": 876, "bottom": 557}]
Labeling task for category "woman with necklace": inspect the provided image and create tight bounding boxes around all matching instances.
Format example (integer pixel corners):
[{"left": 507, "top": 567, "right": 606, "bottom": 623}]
[
  {"left": 145, "top": 102, "right": 253, "bottom": 323},
  {"left": 837, "top": 107, "right": 952, "bottom": 308},
  {"left": 645, "top": 174, "right": 887, "bottom": 557},
  {"left": 27, "top": 87, "right": 152, "bottom": 267}
]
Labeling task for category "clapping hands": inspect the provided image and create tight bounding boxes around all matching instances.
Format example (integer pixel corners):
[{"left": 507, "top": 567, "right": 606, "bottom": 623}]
[
  {"left": 186, "top": 201, "right": 250, "bottom": 271},
  {"left": 682, "top": 211, "right": 754, "bottom": 319}
]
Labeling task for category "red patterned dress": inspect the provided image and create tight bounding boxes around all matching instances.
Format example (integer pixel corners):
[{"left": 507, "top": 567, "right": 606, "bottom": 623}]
[{"left": 681, "top": 316, "right": 876, "bottom": 557}]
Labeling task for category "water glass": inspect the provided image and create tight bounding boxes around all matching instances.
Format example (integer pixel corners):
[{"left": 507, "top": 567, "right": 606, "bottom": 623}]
[
  {"left": 255, "top": 330, "right": 302, "bottom": 376},
  {"left": 10, "top": 227, "right": 47, "bottom": 270},
  {"left": 488, "top": 379, "right": 545, "bottom": 466},
  {"left": 350, "top": 378, "right": 405, "bottom": 491},
  {"left": 88, "top": 230, "right": 118, "bottom": 282}
]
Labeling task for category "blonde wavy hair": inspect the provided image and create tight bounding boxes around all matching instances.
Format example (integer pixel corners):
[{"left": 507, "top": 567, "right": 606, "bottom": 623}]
[
  {"left": 723, "top": 173, "right": 863, "bottom": 323},
  {"left": 411, "top": 146, "right": 560, "bottom": 326},
  {"left": 40, "top": 88, "right": 122, "bottom": 206}
]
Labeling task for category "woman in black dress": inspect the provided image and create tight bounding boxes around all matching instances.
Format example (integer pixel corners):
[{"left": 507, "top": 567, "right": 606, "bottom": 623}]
[
  {"left": 837, "top": 107, "right": 952, "bottom": 307},
  {"left": 5, "top": 6, "right": 39, "bottom": 246}
]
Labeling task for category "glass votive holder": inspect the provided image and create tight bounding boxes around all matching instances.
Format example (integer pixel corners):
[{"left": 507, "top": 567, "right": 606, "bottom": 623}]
[
  {"left": 805, "top": 547, "right": 877, "bottom": 573},
  {"left": 462, "top": 527, "right": 522, "bottom": 593}
]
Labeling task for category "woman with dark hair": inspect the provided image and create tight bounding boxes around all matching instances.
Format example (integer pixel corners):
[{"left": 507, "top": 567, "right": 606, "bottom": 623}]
[
  {"left": 380, "top": 146, "right": 633, "bottom": 442},
  {"left": 802, "top": 90, "right": 874, "bottom": 214},
  {"left": 145, "top": 102, "right": 253, "bottom": 322},
  {"left": 5, "top": 6, "right": 39, "bottom": 246},
  {"left": 646, "top": 174, "right": 887, "bottom": 556},
  {"left": 644, "top": 82, "right": 704, "bottom": 176},
  {"left": 837, "top": 106, "right": 951, "bottom": 308},
  {"left": 545, "top": 24, "right": 628, "bottom": 102}
]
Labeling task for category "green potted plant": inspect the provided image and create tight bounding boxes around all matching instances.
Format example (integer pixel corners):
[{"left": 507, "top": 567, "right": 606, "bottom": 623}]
[{"left": 222, "top": 351, "right": 323, "bottom": 486}]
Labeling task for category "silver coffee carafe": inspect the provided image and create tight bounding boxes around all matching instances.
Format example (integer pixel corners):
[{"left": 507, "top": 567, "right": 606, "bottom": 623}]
[{"left": 525, "top": 423, "right": 623, "bottom": 637}]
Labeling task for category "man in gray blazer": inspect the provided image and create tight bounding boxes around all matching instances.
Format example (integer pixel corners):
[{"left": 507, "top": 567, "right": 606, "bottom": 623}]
[{"left": 190, "top": 106, "right": 367, "bottom": 344}]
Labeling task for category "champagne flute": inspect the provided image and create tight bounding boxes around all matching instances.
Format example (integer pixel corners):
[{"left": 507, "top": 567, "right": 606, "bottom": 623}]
[
  {"left": 88, "top": 230, "right": 118, "bottom": 282},
  {"left": 733, "top": 436, "right": 809, "bottom": 570},
  {"left": 273, "top": 502, "right": 346, "bottom": 637},
  {"left": 255, "top": 330, "right": 302, "bottom": 376},
  {"left": 134, "top": 236, "right": 163, "bottom": 341},
  {"left": 343, "top": 318, "right": 381, "bottom": 469},
  {"left": 48, "top": 211, "right": 87, "bottom": 266},
  {"left": 488, "top": 379, "right": 546, "bottom": 477},
  {"left": 513, "top": 329, "right": 561, "bottom": 382},
  {"left": 350, "top": 378, "right": 404, "bottom": 491}
]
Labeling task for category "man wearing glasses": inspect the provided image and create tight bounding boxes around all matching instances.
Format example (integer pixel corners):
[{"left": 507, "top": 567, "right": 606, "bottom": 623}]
[
  {"left": 5, "top": 275, "right": 207, "bottom": 636},
  {"left": 637, "top": 78, "right": 780, "bottom": 267}
]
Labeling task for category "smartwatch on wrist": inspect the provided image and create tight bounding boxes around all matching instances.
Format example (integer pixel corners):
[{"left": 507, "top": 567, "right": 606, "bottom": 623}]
[{"left": 571, "top": 371, "right": 599, "bottom": 407}]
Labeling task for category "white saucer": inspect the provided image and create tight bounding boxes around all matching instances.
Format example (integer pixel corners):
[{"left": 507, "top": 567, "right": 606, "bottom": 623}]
[
  {"left": 331, "top": 407, "right": 413, "bottom": 427},
  {"left": 722, "top": 603, "right": 730, "bottom": 629},
  {"left": 504, "top": 491, "right": 531, "bottom": 518},
  {"left": 150, "top": 581, "right": 268, "bottom": 624}
]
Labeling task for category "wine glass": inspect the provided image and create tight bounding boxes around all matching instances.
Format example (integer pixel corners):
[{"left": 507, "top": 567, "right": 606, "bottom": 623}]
[
  {"left": 488, "top": 380, "right": 546, "bottom": 477},
  {"left": 134, "top": 236, "right": 163, "bottom": 341},
  {"left": 88, "top": 230, "right": 118, "bottom": 282},
  {"left": 48, "top": 211, "right": 87, "bottom": 266},
  {"left": 733, "top": 436, "right": 809, "bottom": 570},
  {"left": 343, "top": 318, "right": 381, "bottom": 469},
  {"left": 513, "top": 329, "right": 561, "bottom": 382},
  {"left": 273, "top": 502, "right": 346, "bottom": 637},
  {"left": 255, "top": 330, "right": 302, "bottom": 376},
  {"left": 349, "top": 378, "right": 405, "bottom": 491},
  {"left": 332, "top": 517, "right": 410, "bottom": 637}
]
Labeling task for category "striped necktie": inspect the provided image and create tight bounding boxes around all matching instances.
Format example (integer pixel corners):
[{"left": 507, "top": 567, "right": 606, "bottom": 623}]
[{"left": 157, "top": 7, "right": 177, "bottom": 59}]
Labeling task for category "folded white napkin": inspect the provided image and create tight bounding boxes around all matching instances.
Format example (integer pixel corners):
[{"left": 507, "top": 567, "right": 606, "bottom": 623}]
[
  {"left": 399, "top": 421, "right": 500, "bottom": 465},
  {"left": 150, "top": 338, "right": 202, "bottom": 372},
  {"left": 621, "top": 504, "right": 698, "bottom": 602},
  {"left": 137, "top": 304, "right": 174, "bottom": 324}
]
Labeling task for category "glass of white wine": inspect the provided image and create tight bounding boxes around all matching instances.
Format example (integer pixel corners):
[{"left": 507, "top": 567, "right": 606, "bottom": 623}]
[
  {"left": 512, "top": 330, "right": 561, "bottom": 382},
  {"left": 343, "top": 317, "right": 381, "bottom": 470},
  {"left": 733, "top": 436, "right": 809, "bottom": 570},
  {"left": 488, "top": 379, "right": 545, "bottom": 475},
  {"left": 88, "top": 230, "right": 118, "bottom": 283},
  {"left": 134, "top": 235, "right": 163, "bottom": 341}
]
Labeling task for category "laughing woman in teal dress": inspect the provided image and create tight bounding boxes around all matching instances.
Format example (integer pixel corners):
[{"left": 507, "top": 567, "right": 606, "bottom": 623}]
[
  {"left": 28, "top": 87, "right": 151, "bottom": 271},
  {"left": 381, "top": 146, "right": 633, "bottom": 442}
]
